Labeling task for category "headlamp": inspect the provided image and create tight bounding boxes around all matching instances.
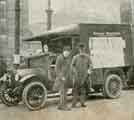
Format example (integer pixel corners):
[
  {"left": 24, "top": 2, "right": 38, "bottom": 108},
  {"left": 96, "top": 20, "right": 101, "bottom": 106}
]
[{"left": 15, "top": 74, "right": 20, "bottom": 81}]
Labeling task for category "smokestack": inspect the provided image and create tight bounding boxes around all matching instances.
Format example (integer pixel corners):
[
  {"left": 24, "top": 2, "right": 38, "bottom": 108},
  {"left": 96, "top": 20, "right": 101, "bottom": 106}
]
[{"left": 46, "top": 0, "right": 53, "bottom": 30}]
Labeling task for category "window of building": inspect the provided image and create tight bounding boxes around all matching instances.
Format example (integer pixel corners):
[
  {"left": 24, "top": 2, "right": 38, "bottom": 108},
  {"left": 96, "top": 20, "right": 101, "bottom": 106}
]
[
  {"left": 0, "top": 0, "right": 6, "bottom": 19},
  {"left": 0, "top": 0, "right": 7, "bottom": 35},
  {"left": 0, "top": 18, "right": 7, "bottom": 35}
]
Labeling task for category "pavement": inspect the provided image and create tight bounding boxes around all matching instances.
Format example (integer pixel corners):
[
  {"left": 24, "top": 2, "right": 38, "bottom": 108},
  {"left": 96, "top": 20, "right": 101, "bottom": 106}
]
[{"left": 0, "top": 89, "right": 134, "bottom": 120}]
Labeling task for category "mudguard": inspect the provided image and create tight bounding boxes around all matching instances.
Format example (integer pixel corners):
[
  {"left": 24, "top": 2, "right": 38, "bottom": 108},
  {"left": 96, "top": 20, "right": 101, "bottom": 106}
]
[{"left": 19, "top": 74, "right": 37, "bottom": 83}]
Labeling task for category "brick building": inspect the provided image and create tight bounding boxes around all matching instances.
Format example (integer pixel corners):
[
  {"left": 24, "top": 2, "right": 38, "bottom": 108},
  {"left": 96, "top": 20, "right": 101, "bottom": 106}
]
[{"left": 0, "top": 0, "right": 31, "bottom": 66}]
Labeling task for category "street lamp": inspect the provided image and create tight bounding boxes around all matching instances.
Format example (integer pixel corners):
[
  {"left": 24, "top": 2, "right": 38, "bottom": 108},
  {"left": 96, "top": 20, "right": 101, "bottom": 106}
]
[{"left": 14, "top": 0, "right": 20, "bottom": 65}]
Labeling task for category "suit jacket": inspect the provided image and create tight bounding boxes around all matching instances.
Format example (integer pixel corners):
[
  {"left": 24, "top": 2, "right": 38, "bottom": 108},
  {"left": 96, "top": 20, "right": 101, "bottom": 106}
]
[{"left": 53, "top": 54, "right": 72, "bottom": 90}]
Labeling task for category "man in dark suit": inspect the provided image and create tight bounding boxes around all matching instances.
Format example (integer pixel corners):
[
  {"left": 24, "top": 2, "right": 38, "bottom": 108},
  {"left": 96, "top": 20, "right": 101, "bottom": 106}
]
[{"left": 54, "top": 45, "right": 72, "bottom": 110}]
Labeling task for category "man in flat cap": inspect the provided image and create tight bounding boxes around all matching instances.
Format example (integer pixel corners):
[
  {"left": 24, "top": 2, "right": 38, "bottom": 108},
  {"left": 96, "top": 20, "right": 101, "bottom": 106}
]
[
  {"left": 54, "top": 45, "right": 72, "bottom": 110},
  {"left": 71, "top": 43, "right": 92, "bottom": 108}
]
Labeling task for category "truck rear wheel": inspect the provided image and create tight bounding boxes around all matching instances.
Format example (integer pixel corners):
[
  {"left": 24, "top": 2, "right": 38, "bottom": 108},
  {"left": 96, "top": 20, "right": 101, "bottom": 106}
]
[
  {"left": 22, "top": 81, "right": 47, "bottom": 111},
  {"left": 103, "top": 74, "right": 122, "bottom": 99}
]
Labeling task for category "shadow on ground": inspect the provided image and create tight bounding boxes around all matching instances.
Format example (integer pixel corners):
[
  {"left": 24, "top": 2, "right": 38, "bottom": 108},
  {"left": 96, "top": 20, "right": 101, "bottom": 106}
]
[
  {"left": 0, "top": 94, "right": 108, "bottom": 112},
  {"left": 46, "top": 93, "right": 105, "bottom": 108},
  {"left": 123, "top": 86, "right": 134, "bottom": 91}
]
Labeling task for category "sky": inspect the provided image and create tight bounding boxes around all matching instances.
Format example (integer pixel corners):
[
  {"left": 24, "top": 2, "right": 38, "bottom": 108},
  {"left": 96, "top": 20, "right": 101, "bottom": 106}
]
[{"left": 28, "top": 0, "right": 121, "bottom": 27}]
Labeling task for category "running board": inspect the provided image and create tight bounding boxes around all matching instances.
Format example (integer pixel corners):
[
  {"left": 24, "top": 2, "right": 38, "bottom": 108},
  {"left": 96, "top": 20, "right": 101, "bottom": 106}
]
[{"left": 47, "top": 89, "right": 97, "bottom": 98}]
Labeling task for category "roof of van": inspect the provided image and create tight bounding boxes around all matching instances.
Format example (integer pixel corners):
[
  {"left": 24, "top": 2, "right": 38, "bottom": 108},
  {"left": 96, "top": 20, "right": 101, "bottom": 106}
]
[{"left": 23, "top": 23, "right": 131, "bottom": 42}]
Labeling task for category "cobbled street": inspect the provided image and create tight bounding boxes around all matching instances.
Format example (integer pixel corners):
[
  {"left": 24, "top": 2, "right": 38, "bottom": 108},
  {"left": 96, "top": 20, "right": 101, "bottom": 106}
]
[{"left": 0, "top": 90, "right": 134, "bottom": 120}]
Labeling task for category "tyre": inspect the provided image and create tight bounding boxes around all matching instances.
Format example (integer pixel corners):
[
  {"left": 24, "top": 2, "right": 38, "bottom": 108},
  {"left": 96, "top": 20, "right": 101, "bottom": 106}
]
[
  {"left": 22, "top": 81, "right": 47, "bottom": 111},
  {"left": 103, "top": 74, "right": 122, "bottom": 99},
  {"left": 0, "top": 84, "right": 20, "bottom": 106}
]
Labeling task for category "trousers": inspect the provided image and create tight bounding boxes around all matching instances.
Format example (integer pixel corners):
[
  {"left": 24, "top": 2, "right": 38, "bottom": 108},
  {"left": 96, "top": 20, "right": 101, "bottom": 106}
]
[
  {"left": 72, "top": 81, "right": 86, "bottom": 106},
  {"left": 58, "top": 82, "right": 68, "bottom": 108}
]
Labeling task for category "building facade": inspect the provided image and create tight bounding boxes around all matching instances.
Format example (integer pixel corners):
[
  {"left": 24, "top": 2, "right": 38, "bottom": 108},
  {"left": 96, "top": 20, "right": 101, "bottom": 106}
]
[{"left": 0, "top": 0, "right": 31, "bottom": 66}]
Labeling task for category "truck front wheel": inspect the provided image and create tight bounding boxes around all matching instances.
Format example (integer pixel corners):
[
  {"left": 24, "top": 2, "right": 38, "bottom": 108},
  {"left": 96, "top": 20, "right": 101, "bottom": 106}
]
[
  {"left": 22, "top": 81, "right": 47, "bottom": 111},
  {"left": 103, "top": 74, "right": 122, "bottom": 99},
  {"left": 0, "top": 84, "right": 20, "bottom": 106}
]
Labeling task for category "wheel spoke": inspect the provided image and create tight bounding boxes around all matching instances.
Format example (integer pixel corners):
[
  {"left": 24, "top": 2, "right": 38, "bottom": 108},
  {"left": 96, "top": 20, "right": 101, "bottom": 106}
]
[
  {"left": 27, "top": 85, "right": 45, "bottom": 107},
  {"left": 2, "top": 89, "right": 19, "bottom": 105},
  {"left": 109, "top": 79, "right": 120, "bottom": 95}
]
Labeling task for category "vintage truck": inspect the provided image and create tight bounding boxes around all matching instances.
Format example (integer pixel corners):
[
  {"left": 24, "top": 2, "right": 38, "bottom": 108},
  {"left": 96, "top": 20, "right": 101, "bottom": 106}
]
[{"left": 0, "top": 23, "right": 133, "bottom": 111}]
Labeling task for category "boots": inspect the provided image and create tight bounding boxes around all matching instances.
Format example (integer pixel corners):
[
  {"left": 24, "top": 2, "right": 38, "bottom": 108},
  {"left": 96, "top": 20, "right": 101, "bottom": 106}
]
[{"left": 58, "top": 105, "right": 71, "bottom": 111}]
